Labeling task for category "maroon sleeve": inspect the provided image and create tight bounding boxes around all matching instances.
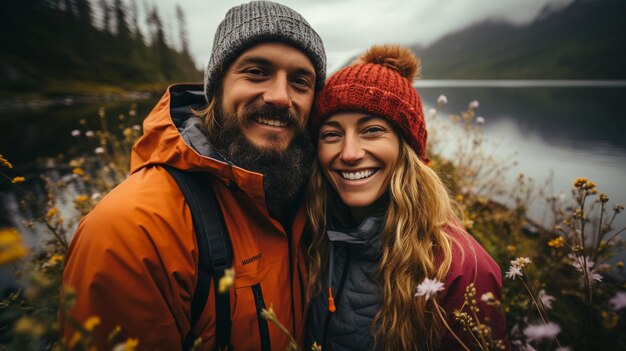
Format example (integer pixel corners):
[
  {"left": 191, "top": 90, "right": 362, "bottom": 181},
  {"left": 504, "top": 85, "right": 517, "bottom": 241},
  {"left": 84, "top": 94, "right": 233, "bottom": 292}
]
[{"left": 438, "top": 227, "right": 512, "bottom": 351}]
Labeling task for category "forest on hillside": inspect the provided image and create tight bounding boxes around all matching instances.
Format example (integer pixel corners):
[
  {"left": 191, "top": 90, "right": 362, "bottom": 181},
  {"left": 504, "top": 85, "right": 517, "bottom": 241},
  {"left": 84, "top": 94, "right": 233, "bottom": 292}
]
[{"left": 0, "top": 0, "right": 201, "bottom": 97}]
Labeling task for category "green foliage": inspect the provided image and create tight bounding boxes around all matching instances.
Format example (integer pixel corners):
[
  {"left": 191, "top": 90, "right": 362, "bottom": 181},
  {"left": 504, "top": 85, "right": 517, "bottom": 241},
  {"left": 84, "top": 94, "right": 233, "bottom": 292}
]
[{"left": 0, "top": 0, "right": 201, "bottom": 97}]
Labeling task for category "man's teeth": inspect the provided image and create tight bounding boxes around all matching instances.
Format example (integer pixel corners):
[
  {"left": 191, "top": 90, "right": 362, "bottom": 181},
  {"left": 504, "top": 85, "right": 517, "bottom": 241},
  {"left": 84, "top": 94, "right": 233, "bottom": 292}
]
[
  {"left": 256, "top": 117, "right": 288, "bottom": 127},
  {"left": 341, "top": 169, "right": 375, "bottom": 180}
]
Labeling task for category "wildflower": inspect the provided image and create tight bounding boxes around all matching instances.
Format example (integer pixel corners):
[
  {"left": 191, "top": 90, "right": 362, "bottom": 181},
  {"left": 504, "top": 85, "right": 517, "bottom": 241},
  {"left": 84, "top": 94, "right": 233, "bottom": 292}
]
[
  {"left": 0, "top": 154, "right": 13, "bottom": 168},
  {"left": 132, "top": 124, "right": 141, "bottom": 131},
  {"left": 523, "top": 321, "right": 561, "bottom": 342},
  {"left": 609, "top": 291, "right": 626, "bottom": 311},
  {"left": 218, "top": 267, "right": 235, "bottom": 293},
  {"left": 428, "top": 108, "right": 437, "bottom": 117},
  {"left": 71, "top": 129, "right": 81, "bottom": 137},
  {"left": 506, "top": 245, "right": 516, "bottom": 255},
  {"left": 538, "top": 289, "right": 555, "bottom": 309},
  {"left": 75, "top": 194, "right": 90, "bottom": 203},
  {"left": 85, "top": 130, "right": 95, "bottom": 138},
  {"left": 548, "top": 237, "right": 565, "bottom": 248},
  {"left": 476, "top": 116, "right": 485, "bottom": 125},
  {"left": 568, "top": 254, "right": 603, "bottom": 282},
  {"left": 84, "top": 315, "right": 101, "bottom": 331},
  {"left": 573, "top": 177, "right": 588, "bottom": 189},
  {"left": 94, "top": 147, "right": 106, "bottom": 155},
  {"left": 113, "top": 338, "right": 140, "bottom": 351},
  {"left": 43, "top": 254, "right": 65, "bottom": 268},
  {"left": 123, "top": 128, "right": 133, "bottom": 137},
  {"left": 73, "top": 167, "right": 85, "bottom": 175},
  {"left": 414, "top": 278, "right": 445, "bottom": 300},
  {"left": 601, "top": 310, "right": 619, "bottom": 330},
  {"left": 69, "top": 332, "right": 82, "bottom": 348},
  {"left": 505, "top": 265, "right": 523, "bottom": 280},
  {"left": 311, "top": 342, "right": 322, "bottom": 351},
  {"left": 92, "top": 192, "right": 102, "bottom": 200},
  {"left": 614, "top": 204, "right": 624, "bottom": 213},
  {"left": 437, "top": 94, "right": 448, "bottom": 105},
  {"left": 480, "top": 292, "right": 499, "bottom": 306},
  {"left": 11, "top": 176, "right": 25, "bottom": 183},
  {"left": 511, "top": 257, "right": 532, "bottom": 268},
  {"left": 0, "top": 228, "right": 29, "bottom": 265},
  {"left": 599, "top": 193, "right": 609, "bottom": 203},
  {"left": 47, "top": 207, "right": 59, "bottom": 219},
  {"left": 98, "top": 107, "right": 105, "bottom": 118},
  {"left": 617, "top": 261, "right": 624, "bottom": 269},
  {"left": 468, "top": 100, "right": 479, "bottom": 109}
]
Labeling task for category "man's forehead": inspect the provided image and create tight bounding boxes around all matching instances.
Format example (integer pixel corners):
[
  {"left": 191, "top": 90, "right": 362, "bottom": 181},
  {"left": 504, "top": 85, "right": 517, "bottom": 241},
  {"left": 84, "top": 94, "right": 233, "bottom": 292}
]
[{"left": 234, "top": 42, "right": 315, "bottom": 73}]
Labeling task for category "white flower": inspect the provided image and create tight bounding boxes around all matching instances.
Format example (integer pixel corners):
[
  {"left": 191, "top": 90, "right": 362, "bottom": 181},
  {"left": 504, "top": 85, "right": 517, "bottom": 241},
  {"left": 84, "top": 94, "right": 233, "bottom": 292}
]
[
  {"left": 609, "top": 291, "right": 626, "bottom": 311},
  {"left": 85, "top": 130, "right": 95, "bottom": 138},
  {"left": 476, "top": 116, "right": 485, "bottom": 125},
  {"left": 428, "top": 108, "right": 437, "bottom": 117},
  {"left": 511, "top": 257, "right": 532, "bottom": 268},
  {"left": 437, "top": 95, "right": 448, "bottom": 105},
  {"left": 94, "top": 147, "right": 106, "bottom": 155},
  {"left": 414, "top": 278, "right": 445, "bottom": 300},
  {"left": 71, "top": 129, "right": 81, "bottom": 137},
  {"left": 505, "top": 265, "right": 523, "bottom": 280},
  {"left": 538, "top": 289, "right": 555, "bottom": 310},
  {"left": 568, "top": 254, "right": 603, "bottom": 282},
  {"left": 91, "top": 192, "right": 102, "bottom": 200},
  {"left": 468, "top": 100, "right": 479, "bottom": 109},
  {"left": 523, "top": 321, "right": 561, "bottom": 342},
  {"left": 132, "top": 124, "right": 141, "bottom": 131}
]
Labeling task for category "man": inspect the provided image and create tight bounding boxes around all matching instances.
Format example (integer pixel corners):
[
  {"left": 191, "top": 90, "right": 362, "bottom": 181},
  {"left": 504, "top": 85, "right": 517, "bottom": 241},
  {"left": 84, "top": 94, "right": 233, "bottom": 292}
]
[{"left": 61, "top": 1, "right": 326, "bottom": 350}]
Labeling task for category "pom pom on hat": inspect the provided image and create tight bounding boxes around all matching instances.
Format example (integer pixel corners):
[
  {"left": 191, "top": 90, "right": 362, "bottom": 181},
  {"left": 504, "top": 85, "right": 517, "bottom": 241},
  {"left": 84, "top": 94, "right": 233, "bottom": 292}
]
[
  {"left": 357, "top": 44, "right": 421, "bottom": 81},
  {"left": 311, "top": 44, "right": 428, "bottom": 162}
]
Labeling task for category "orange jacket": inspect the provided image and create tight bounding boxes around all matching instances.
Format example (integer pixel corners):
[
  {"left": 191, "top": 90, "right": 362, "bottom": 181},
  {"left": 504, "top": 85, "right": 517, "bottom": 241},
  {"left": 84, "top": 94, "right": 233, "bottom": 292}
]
[{"left": 61, "top": 84, "right": 308, "bottom": 350}]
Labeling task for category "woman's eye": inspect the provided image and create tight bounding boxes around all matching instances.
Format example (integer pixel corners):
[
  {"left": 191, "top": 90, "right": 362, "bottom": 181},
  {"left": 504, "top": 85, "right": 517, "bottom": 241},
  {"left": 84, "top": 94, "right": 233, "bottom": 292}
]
[
  {"left": 363, "top": 126, "right": 385, "bottom": 135},
  {"left": 319, "top": 131, "right": 341, "bottom": 140}
]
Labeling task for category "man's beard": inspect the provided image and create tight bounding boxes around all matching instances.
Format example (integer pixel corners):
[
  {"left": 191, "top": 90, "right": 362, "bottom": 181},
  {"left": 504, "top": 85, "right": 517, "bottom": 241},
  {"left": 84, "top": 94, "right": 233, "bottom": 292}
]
[{"left": 207, "top": 98, "right": 314, "bottom": 217}]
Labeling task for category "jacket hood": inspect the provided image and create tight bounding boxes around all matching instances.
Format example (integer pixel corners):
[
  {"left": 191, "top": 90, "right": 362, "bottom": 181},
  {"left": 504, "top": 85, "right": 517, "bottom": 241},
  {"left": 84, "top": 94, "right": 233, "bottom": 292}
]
[{"left": 130, "top": 83, "right": 266, "bottom": 202}]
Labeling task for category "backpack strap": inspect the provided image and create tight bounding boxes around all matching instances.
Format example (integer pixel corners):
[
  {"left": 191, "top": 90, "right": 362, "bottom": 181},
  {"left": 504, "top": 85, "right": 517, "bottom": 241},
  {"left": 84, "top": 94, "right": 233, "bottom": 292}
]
[{"left": 162, "top": 165, "right": 233, "bottom": 350}]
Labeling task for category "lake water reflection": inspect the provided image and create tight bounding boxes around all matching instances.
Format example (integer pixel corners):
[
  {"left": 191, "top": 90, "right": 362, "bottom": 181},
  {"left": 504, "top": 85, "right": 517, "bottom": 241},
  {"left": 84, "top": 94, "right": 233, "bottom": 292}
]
[{"left": 417, "top": 81, "right": 626, "bottom": 230}]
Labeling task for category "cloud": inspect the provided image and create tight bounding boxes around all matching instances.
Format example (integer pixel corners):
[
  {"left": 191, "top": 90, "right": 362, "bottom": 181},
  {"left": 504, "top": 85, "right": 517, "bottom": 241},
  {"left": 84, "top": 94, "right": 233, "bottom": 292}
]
[{"left": 150, "top": 0, "right": 573, "bottom": 71}]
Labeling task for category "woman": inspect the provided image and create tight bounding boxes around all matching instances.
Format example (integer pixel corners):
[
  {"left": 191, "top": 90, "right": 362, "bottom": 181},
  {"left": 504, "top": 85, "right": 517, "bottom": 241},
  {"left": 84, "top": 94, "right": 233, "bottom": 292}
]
[{"left": 305, "top": 45, "right": 510, "bottom": 351}]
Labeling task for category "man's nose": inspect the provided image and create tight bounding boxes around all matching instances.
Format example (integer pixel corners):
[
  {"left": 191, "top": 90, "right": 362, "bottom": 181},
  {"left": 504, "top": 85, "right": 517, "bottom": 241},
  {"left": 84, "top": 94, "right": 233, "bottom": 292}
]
[
  {"left": 340, "top": 135, "right": 365, "bottom": 164},
  {"left": 263, "top": 75, "right": 292, "bottom": 109}
]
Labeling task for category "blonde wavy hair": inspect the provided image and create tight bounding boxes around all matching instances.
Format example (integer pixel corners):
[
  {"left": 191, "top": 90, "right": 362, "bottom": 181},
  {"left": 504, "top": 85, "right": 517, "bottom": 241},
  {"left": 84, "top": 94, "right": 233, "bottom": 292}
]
[{"left": 306, "top": 140, "right": 466, "bottom": 350}]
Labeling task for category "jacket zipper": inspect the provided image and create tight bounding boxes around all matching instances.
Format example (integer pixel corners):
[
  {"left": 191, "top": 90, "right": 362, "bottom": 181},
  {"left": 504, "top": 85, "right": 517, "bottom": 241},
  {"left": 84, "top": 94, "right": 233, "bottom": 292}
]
[
  {"left": 252, "top": 284, "right": 271, "bottom": 351},
  {"left": 322, "top": 248, "right": 351, "bottom": 350}
]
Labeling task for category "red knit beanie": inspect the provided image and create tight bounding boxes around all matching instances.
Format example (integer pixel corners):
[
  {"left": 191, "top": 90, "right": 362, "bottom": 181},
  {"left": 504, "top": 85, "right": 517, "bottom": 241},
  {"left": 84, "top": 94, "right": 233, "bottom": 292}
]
[{"left": 310, "top": 44, "right": 428, "bottom": 162}]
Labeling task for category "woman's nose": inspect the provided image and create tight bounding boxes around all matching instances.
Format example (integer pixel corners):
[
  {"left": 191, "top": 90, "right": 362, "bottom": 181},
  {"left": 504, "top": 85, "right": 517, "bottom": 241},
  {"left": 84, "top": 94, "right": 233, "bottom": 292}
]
[{"left": 339, "top": 135, "right": 365, "bottom": 164}]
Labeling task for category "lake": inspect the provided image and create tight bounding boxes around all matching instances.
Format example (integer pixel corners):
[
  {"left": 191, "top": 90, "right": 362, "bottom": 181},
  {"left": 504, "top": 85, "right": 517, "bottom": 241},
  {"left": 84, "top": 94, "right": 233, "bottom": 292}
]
[{"left": 1, "top": 81, "right": 626, "bottom": 289}]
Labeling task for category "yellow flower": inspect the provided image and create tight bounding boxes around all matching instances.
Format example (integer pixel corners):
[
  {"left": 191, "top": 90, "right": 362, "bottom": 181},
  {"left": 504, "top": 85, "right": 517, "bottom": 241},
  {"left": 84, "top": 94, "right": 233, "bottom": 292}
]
[
  {"left": 548, "top": 237, "right": 565, "bottom": 248},
  {"left": 72, "top": 167, "right": 85, "bottom": 175},
  {"left": 574, "top": 177, "right": 588, "bottom": 189},
  {"left": 47, "top": 207, "right": 59, "bottom": 219},
  {"left": 456, "top": 194, "right": 464, "bottom": 202},
  {"left": 617, "top": 261, "right": 624, "bottom": 269},
  {"left": 125, "top": 338, "right": 139, "bottom": 351},
  {"left": 83, "top": 316, "right": 101, "bottom": 331},
  {"left": 0, "top": 154, "right": 13, "bottom": 169},
  {"left": 506, "top": 245, "right": 516, "bottom": 255},
  {"left": 0, "top": 228, "right": 28, "bottom": 265},
  {"left": 218, "top": 267, "right": 236, "bottom": 293},
  {"left": 11, "top": 176, "right": 25, "bottom": 184},
  {"left": 75, "top": 194, "right": 90, "bottom": 203}
]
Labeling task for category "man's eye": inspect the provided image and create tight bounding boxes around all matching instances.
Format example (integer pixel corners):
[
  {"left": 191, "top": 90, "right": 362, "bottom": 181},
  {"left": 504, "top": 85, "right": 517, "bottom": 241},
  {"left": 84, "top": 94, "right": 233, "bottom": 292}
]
[
  {"left": 292, "top": 77, "right": 312, "bottom": 88},
  {"left": 245, "top": 68, "right": 267, "bottom": 76}
]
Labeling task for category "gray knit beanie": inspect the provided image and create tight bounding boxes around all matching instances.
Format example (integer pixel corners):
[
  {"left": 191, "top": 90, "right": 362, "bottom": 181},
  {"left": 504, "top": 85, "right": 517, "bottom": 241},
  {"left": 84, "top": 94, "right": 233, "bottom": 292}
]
[{"left": 204, "top": 0, "right": 326, "bottom": 102}]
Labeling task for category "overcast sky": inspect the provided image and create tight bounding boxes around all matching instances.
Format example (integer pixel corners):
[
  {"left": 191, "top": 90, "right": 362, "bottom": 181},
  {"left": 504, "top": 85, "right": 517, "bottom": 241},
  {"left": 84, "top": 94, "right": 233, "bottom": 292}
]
[{"left": 150, "top": 0, "right": 573, "bottom": 73}]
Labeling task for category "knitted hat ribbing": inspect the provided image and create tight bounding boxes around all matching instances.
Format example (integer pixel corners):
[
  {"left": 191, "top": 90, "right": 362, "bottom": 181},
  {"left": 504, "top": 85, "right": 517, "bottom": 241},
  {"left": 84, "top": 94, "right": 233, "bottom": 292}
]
[
  {"left": 311, "top": 45, "right": 428, "bottom": 162},
  {"left": 204, "top": 1, "right": 326, "bottom": 102}
]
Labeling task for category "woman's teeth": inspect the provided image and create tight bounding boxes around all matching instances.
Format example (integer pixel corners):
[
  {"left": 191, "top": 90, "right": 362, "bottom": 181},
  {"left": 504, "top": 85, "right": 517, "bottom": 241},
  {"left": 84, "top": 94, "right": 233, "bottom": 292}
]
[{"left": 341, "top": 169, "right": 375, "bottom": 180}]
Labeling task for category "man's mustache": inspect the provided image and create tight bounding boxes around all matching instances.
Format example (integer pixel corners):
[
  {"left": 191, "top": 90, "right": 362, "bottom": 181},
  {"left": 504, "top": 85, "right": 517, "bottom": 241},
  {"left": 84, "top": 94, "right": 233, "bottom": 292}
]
[{"left": 241, "top": 102, "right": 305, "bottom": 132}]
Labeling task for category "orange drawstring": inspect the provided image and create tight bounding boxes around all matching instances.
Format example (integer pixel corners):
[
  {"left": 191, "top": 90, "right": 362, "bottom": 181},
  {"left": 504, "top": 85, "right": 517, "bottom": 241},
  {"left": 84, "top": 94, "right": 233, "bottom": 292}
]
[{"left": 328, "top": 287, "right": 336, "bottom": 312}]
